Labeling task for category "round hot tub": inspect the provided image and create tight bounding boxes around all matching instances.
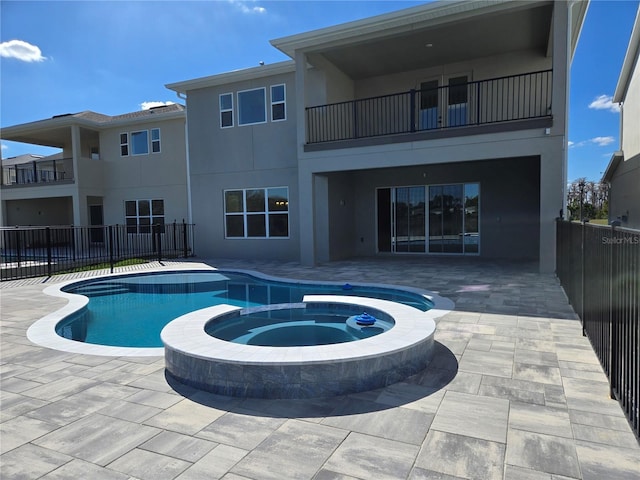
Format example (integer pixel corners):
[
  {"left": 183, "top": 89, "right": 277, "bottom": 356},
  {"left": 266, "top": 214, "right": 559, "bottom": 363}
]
[
  {"left": 162, "top": 295, "right": 438, "bottom": 399},
  {"left": 205, "top": 303, "right": 394, "bottom": 347}
]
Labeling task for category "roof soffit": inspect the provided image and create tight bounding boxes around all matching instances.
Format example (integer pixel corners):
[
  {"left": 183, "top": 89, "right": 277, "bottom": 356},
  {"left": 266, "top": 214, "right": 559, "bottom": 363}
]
[{"left": 296, "top": 3, "right": 554, "bottom": 79}]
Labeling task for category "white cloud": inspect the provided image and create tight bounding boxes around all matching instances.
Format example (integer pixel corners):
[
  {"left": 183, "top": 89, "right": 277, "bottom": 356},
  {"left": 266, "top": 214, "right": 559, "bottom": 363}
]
[
  {"left": 228, "top": 0, "right": 266, "bottom": 14},
  {"left": 140, "top": 101, "right": 175, "bottom": 110},
  {"left": 591, "top": 136, "right": 615, "bottom": 146},
  {"left": 0, "top": 39, "right": 46, "bottom": 62},
  {"left": 588, "top": 94, "right": 620, "bottom": 113},
  {"left": 569, "top": 136, "right": 616, "bottom": 148}
]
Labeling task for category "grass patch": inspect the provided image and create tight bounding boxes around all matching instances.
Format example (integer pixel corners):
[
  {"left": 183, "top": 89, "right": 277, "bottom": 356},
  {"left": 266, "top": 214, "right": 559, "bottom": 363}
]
[
  {"left": 58, "top": 258, "right": 149, "bottom": 274},
  {"left": 589, "top": 219, "right": 609, "bottom": 225}
]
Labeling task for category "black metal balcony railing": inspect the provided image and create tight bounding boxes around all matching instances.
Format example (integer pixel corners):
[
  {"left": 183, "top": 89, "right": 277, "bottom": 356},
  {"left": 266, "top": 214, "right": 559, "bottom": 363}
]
[
  {"left": 1, "top": 159, "right": 73, "bottom": 186},
  {"left": 306, "top": 70, "right": 553, "bottom": 144}
]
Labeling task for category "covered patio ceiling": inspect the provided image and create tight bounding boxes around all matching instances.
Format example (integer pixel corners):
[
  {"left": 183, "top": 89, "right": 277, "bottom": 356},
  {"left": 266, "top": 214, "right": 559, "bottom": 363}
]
[{"left": 292, "top": 3, "right": 554, "bottom": 80}]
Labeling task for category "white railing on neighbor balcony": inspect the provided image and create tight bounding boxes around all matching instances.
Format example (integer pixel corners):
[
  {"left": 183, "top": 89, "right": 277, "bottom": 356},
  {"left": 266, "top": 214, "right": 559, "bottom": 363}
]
[{"left": 1, "top": 158, "right": 73, "bottom": 186}]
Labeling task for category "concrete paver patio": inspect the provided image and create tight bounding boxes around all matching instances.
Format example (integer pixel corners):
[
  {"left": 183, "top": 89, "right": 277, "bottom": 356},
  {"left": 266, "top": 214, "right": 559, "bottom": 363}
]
[{"left": 1, "top": 257, "right": 638, "bottom": 479}]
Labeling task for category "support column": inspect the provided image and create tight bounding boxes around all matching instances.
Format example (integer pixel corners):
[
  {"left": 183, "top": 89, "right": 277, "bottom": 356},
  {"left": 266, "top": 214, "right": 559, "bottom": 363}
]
[
  {"left": 298, "top": 169, "right": 315, "bottom": 265},
  {"left": 313, "top": 174, "right": 330, "bottom": 264},
  {"left": 71, "top": 125, "right": 83, "bottom": 226},
  {"left": 538, "top": 1, "right": 571, "bottom": 273},
  {"left": 539, "top": 146, "right": 564, "bottom": 273}
]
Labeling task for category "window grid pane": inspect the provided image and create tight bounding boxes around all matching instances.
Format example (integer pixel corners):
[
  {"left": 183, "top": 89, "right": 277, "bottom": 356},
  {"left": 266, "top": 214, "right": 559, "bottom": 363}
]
[
  {"left": 125, "top": 199, "right": 164, "bottom": 235},
  {"left": 131, "top": 131, "right": 149, "bottom": 155},
  {"left": 224, "top": 187, "right": 288, "bottom": 239},
  {"left": 120, "top": 133, "right": 129, "bottom": 156},
  {"left": 238, "top": 88, "right": 266, "bottom": 125},
  {"left": 220, "top": 93, "right": 234, "bottom": 128},
  {"left": 271, "top": 85, "right": 286, "bottom": 121}
]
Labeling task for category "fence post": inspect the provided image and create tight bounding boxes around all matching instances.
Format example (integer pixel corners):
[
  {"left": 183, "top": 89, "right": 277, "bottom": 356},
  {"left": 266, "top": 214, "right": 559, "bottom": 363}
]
[
  {"left": 609, "top": 223, "right": 616, "bottom": 399},
  {"left": 182, "top": 220, "right": 188, "bottom": 258},
  {"left": 46, "top": 227, "right": 52, "bottom": 277},
  {"left": 71, "top": 225, "right": 76, "bottom": 261},
  {"left": 16, "top": 227, "right": 22, "bottom": 267},
  {"left": 581, "top": 220, "right": 586, "bottom": 336},
  {"left": 173, "top": 220, "right": 177, "bottom": 253},
  {"left": 155, "top": 224, "right": 162, "bottom": 263},
  {"left": 109, "top": 225, "right": 114, "bottom": 274}
]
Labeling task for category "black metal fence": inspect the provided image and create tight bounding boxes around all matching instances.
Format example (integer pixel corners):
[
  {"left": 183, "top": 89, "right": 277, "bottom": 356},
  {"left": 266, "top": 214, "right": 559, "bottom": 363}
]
[
  {"left": 1, "top": 222, "right": 195, "bottom": 281},
  {"left": 306, "top": 70, "right": 552, "bottom": 144},
  {"left": 556, "top": 220, "right": 639, "bottom": 440}
]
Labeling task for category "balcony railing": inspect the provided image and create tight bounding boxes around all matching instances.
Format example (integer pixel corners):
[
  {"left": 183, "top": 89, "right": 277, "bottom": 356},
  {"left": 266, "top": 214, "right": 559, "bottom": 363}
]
[
  {"left": 306, "top": 70, "right": 553, "bottom": 144},
  {"left": 1, "top": 158, "right": 73, "bottom": 186}
]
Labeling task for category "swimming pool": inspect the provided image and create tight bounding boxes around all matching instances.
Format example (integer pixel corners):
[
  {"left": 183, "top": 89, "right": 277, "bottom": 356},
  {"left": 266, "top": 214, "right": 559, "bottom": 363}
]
[{"left": 54, "top": 270, "right": 432, "bottom": 348}]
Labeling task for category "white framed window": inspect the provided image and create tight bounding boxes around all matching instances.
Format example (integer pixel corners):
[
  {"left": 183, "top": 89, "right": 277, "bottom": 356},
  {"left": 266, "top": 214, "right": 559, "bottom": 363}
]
[
  {"left": 125, "top": 199, "right": 165, "bottom": 234},
  {"left": 120, "top": 133, "right": 129, "bottom": 156},
  {"left": 130, "top": 130, "right": 149, "bottom": 155},
  {"left": 271, "top": 84, "right": 286, "bottom": 121},
  {"left": 224, "top": 187, "right": 289, "bottom": 238},
  {"left": 220, "top": 93, "right": 234, "bottom": 128},
  {"left": 151, "top": 128, "right": 161, "bottom": 153},
  {"left": 237, "top": 87, "right": 266, "bottom": 126}
]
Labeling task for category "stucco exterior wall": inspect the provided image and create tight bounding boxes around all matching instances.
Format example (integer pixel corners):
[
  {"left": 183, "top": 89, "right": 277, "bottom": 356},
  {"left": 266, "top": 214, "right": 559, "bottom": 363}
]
[
  {"left": 5, "top": 197, "right": 73, "bottom": 226},
  {"left": 97, "top": 117, "right": 189, "bottom": 226},
  {"left": 355, "top": 49, "right": 552, "bottom": 99},
  {"left": 621, "top": 56, "right": 640, "bottom": 159},
  {"left": 186, "top": 71, "right": 300, "bottom": 260}
]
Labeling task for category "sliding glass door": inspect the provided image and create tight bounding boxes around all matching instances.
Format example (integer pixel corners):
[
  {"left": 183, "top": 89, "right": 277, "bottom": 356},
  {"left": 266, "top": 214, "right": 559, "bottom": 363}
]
[
  {"left": 377, "top": 183, "right": 479, "bottom": 255},
  {"left": 428, "top": 183, "right": 479, "bottom": 253}
]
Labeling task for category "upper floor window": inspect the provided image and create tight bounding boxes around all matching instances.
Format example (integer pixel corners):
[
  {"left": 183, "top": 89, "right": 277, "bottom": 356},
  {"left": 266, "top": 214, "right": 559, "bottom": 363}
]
[
  {"left": 237, "top": 87, "right": 266, "bottom": 126},
  {"left": 151, "top": 128, "right": 161, "bottom": 153},
  {"left": 131, "top": 130, "right": 149, "bottom": 155},
  {"left": 224, "top": 187, "right": 289, "bottom": 238},
  {"left": 121, "top": 129, "right": 161, "bottom": 156},
  {"left": 271, "top": 84, "right": 286, "bottom": 121},
  {"left": 120, "top": 133, "right": 129, "bottom": 156},
  {"left": 220, "top": 93, "right": 234, "bottom": 128}
]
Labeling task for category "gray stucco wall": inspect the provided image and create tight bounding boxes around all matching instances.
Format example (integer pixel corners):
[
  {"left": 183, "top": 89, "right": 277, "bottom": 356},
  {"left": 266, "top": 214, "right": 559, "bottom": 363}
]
[
  {"left": 186, "top": 71, "right": 300, "bottom": 260},
  {"left": 325, "top": 157, "right": 541, "bottom": 261},
  {"left": 609, "top": 153, "right": 640, "bottom": 229},
  {"left": 5, "top": 197, "right": 73, "bottom": 226}
]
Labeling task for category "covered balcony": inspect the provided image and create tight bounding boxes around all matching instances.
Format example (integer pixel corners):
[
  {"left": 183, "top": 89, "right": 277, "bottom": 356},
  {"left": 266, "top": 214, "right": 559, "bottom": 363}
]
[
  {"left": 305, "top": 70, "right": 553, "bottom": 146},
  {"left": 2, "top": 156, "right": 74, "bottom": 187}
]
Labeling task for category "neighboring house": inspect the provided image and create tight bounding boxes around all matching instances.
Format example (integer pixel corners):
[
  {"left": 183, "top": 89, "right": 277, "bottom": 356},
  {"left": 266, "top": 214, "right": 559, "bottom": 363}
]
[
  {"left": 0, "top": 104, "right": 189, "bottom": 232},
  {"left": 603, "top": 5, "right": 640, "bottom": 230},
  {"left": 168, "top": 0, "right": 588, "bottom": 272}
]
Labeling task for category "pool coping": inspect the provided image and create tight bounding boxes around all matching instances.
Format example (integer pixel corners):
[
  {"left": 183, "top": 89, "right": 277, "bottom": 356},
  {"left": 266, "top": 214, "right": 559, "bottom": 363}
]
[
  {"left": 26, "top": 264, "right": 454, "bottom": 357},
  {"left": 161, "top": 295, "right": 435, "bottom": 364},
  {"left": 162, "top": 295, "right": 439, "bottom": 398}
]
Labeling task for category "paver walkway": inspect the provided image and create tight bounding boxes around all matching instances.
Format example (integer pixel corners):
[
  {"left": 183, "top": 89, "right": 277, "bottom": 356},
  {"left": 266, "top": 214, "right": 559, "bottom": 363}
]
[{"left": 1, "top": 257, "right": 638, "bottom": 479}]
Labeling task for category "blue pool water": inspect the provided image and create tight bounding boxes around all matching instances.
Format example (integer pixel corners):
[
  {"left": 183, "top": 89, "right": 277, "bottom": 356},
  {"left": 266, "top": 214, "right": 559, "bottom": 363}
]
[
  {"left": 55, "top": 271, "right": 431, "bottom": 348},
  {"left": 206, "top": 307, "right": 394, "bottom": 346}
]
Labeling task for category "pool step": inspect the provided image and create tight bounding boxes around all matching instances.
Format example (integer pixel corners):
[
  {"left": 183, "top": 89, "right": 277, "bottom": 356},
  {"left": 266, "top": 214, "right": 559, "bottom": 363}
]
[{"left": 71, "top": 284, "right": 131, "bottom": 297}]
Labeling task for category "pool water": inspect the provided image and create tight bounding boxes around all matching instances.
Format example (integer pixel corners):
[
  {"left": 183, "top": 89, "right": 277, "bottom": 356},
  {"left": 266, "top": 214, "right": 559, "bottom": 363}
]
[
  {"left": 206, "top": 307, "right": 393, "bottom": 346},
  {"left": 55, "top": 271, "right": 431, "bottom": 348}
]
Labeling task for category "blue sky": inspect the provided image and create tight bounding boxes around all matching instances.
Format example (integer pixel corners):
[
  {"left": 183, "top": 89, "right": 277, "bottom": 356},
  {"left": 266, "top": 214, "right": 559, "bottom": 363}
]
[{"left": 1, "top": 0, "right": 638, "bottom": 183}]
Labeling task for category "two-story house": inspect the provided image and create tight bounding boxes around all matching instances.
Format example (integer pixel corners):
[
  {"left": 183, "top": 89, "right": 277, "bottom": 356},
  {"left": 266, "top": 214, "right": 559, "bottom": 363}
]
[
  {"left": 168, "top": 0, "right": 588, "bottom": 272},
  {"left": 603, "top": 4, "right": 639, "bottom": 230},
  {"left": 0, "top": 104, "right": 189, "bottom": 234}
]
